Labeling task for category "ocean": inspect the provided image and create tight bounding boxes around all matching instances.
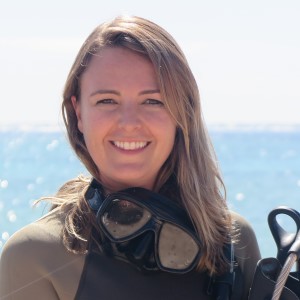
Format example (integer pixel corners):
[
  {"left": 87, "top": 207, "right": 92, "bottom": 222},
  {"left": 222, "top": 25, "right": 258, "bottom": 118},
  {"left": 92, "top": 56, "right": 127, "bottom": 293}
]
[{"left": 1, "top": 125, "right": 300, "bottom": 260}]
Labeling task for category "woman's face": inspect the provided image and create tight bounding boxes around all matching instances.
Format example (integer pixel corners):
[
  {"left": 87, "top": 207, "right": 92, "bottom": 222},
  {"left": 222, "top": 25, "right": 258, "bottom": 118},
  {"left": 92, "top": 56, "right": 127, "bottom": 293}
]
[{"left": 72, "top": 47, "right": 176, "bottom": 191}]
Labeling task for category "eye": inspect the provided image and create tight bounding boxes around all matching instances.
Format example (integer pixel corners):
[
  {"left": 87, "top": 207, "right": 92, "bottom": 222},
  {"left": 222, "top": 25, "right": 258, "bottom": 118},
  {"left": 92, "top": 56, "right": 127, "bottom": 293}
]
[
  {"left": 143, "top": 99, "right": 164, "bottom": 106},
  {"left": 96, "top": 99, "right": 117, "bottom": 105}
]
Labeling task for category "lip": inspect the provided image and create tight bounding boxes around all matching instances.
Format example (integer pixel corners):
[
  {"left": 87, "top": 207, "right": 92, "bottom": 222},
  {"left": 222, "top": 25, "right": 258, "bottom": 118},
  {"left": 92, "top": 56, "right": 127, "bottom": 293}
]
[{"left": 110, "top": 141, "right": 150, "bottom": 151}]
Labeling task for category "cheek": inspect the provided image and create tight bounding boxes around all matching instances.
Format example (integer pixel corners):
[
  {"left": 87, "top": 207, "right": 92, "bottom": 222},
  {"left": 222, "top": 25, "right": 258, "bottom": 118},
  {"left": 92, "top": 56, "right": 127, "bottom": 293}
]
[
  {"left": 79, "top": 108, "right": 105, "bottom": 132},
  {"left": 157, "top": 117, "right": 177, "bottom": 154},
  {"left": 161, "top": 115, "right": 177, "bottom": 140},
  {"left": 80, "top": 113, "right": 111, "bottom": 149}
]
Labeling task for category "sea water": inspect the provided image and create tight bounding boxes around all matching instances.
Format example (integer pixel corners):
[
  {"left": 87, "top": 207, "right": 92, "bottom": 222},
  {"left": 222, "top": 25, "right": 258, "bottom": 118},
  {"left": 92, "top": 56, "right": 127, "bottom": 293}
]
[{"left": 0, "top": 125, "right": 300, "bottom": 260}]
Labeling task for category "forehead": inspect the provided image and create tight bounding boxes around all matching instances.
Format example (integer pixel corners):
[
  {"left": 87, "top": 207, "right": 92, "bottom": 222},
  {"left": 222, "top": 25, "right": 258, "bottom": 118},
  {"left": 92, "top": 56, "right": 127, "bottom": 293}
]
[
  {"left": 80, "top": 47, "right": 159, "bottom": 89},
  {"left": 87, "top": 47, "right": 152, "bottom": 71}
]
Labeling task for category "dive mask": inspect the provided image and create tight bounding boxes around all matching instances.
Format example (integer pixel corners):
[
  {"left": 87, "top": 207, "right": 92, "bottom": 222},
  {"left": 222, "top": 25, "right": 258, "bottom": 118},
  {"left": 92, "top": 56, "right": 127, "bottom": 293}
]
[{"left": 85, "top": 179, "right": 201, "bottom": 274}]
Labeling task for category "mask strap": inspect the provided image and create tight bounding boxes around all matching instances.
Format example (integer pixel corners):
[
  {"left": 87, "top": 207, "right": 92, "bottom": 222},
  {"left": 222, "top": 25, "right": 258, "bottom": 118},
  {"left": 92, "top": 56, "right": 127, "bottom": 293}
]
[
  {"left": 85, "top": 179, "right": 105, "bottom": 211},
  {"left": 206, "top": 242, "right": 236, "bottom": 300}
]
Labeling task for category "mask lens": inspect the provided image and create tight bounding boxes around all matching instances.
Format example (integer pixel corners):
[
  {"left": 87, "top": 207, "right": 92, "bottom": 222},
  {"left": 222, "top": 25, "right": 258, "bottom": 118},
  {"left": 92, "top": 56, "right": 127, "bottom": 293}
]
[
  {"left": 158, "top": 223, "right": 199, "bottom": 270},
  {"left": 101, "top": 199, "right": 152, "bottom": 239}
]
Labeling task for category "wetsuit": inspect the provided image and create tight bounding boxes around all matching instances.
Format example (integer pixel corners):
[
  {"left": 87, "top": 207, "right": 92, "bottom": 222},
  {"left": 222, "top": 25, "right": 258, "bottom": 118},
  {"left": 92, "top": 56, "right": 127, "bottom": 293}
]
[{"left": 0, "top": 208, "right": 261, "bottom": 300}]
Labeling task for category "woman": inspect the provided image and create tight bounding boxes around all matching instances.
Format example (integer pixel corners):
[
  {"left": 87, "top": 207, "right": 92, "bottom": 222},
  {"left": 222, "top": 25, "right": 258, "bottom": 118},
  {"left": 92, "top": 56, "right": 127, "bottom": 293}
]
[{"left": 0, "top": 15, "right": 260, "bottom": 299}]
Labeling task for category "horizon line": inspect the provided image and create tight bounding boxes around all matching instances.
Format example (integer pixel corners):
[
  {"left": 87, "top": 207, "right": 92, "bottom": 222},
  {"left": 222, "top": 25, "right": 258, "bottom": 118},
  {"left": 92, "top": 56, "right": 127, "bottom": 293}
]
[{"left": 1, "top": 122, "right": 300, "bottom": 133}]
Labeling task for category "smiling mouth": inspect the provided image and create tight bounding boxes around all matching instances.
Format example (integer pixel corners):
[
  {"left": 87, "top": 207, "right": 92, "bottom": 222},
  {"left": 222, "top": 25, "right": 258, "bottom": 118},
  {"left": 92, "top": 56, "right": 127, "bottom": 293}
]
[{"left": 112, "top": 141, "right": 149, "bottom": 150}]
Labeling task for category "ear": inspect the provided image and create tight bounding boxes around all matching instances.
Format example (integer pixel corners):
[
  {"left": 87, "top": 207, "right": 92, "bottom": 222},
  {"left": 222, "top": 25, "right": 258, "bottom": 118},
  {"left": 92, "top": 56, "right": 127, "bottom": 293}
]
[{"left": 71, "top": 96, "right": 83, "bottom": 133}]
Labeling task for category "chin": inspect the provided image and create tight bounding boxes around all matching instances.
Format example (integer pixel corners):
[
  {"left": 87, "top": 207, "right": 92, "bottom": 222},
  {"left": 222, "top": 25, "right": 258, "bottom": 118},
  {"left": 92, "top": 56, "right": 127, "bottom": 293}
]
[{"left": 108, "top": 176, "right": 155, "bottom": 191}]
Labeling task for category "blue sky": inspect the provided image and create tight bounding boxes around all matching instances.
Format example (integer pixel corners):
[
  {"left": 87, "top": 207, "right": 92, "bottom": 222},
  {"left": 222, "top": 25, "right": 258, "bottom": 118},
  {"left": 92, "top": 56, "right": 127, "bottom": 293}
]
[{"left": 1, "top": 0, "right": 299, "bottom": 127}]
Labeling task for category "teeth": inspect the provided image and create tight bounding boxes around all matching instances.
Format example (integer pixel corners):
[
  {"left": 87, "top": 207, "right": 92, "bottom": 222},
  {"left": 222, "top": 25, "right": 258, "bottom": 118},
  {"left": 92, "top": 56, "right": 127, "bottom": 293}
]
[{"left": 113, "top": 141, "right": 147, "bottom": 150}]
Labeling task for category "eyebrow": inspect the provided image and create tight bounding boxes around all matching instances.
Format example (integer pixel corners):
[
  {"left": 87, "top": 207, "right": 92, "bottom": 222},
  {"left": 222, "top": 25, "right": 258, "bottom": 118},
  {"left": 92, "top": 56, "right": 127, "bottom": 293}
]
[
  {"left": 90, "top": 89, "right": 160, "bottom": 97},
  {"left": 90, "top": 89, "right": 120, "bottom": 97},
  {"left": 139, "top": 89, "right": 160, "bottom": 95}
]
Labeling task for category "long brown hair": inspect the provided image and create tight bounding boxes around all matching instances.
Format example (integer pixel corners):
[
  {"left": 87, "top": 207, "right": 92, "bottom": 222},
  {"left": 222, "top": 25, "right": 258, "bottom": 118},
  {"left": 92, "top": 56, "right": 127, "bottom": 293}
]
[{"left": 57, "top": 15, "right": 233, "bottom": 275}]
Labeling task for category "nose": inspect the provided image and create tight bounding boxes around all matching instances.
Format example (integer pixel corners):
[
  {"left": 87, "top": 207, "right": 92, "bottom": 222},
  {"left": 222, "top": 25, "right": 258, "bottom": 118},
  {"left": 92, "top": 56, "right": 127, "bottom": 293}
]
[{"left": 118, "top": 103, "right": 142, "bottom": 131}]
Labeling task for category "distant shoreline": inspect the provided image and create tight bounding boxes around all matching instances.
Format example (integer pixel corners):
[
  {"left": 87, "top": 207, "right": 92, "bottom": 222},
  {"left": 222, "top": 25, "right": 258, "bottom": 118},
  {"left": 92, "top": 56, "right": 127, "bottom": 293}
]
[{"left": 1, "top": 123, "right": 300, "bottom": 133}]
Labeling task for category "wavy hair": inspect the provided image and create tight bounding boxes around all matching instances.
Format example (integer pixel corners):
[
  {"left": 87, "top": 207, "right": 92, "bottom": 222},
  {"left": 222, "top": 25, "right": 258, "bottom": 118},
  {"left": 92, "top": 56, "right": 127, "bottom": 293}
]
[{"left": 55, "top": 15, "right": 233, "bottom": 275}]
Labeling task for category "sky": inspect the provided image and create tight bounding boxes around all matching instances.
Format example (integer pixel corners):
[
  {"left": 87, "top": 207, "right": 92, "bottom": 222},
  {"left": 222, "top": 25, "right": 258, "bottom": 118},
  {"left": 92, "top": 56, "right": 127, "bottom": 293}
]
[{"left": 0, "top": 0, "right": 299, "bottom": 128}]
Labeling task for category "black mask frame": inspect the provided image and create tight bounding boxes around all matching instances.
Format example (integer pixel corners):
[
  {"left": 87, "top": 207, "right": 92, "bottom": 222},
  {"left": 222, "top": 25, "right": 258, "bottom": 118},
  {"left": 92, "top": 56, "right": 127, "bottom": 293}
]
[{"left": 85, "top": 179, "right": 201, "bottom": 274}]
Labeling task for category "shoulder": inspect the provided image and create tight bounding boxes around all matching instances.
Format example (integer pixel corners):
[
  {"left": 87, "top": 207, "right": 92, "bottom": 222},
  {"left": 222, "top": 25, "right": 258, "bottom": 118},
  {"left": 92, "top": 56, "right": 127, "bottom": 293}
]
[
  {"left": 0, "top": 208, "right": 65, "bottom": 273},
  {"left": 229, "top": 210, "right": 261, "bottom": 298},
  {"left": 229, "top": 210, "right": 261, "bottom": 257},
  {"left": 3, "top": 208, "right": 64, "bottom": 252},
  {"left": 0, "top": 208, "right": 85, "bottom": 299},
  {"left": 230, "top": 210, "right": 257, "bottom": 240}
]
